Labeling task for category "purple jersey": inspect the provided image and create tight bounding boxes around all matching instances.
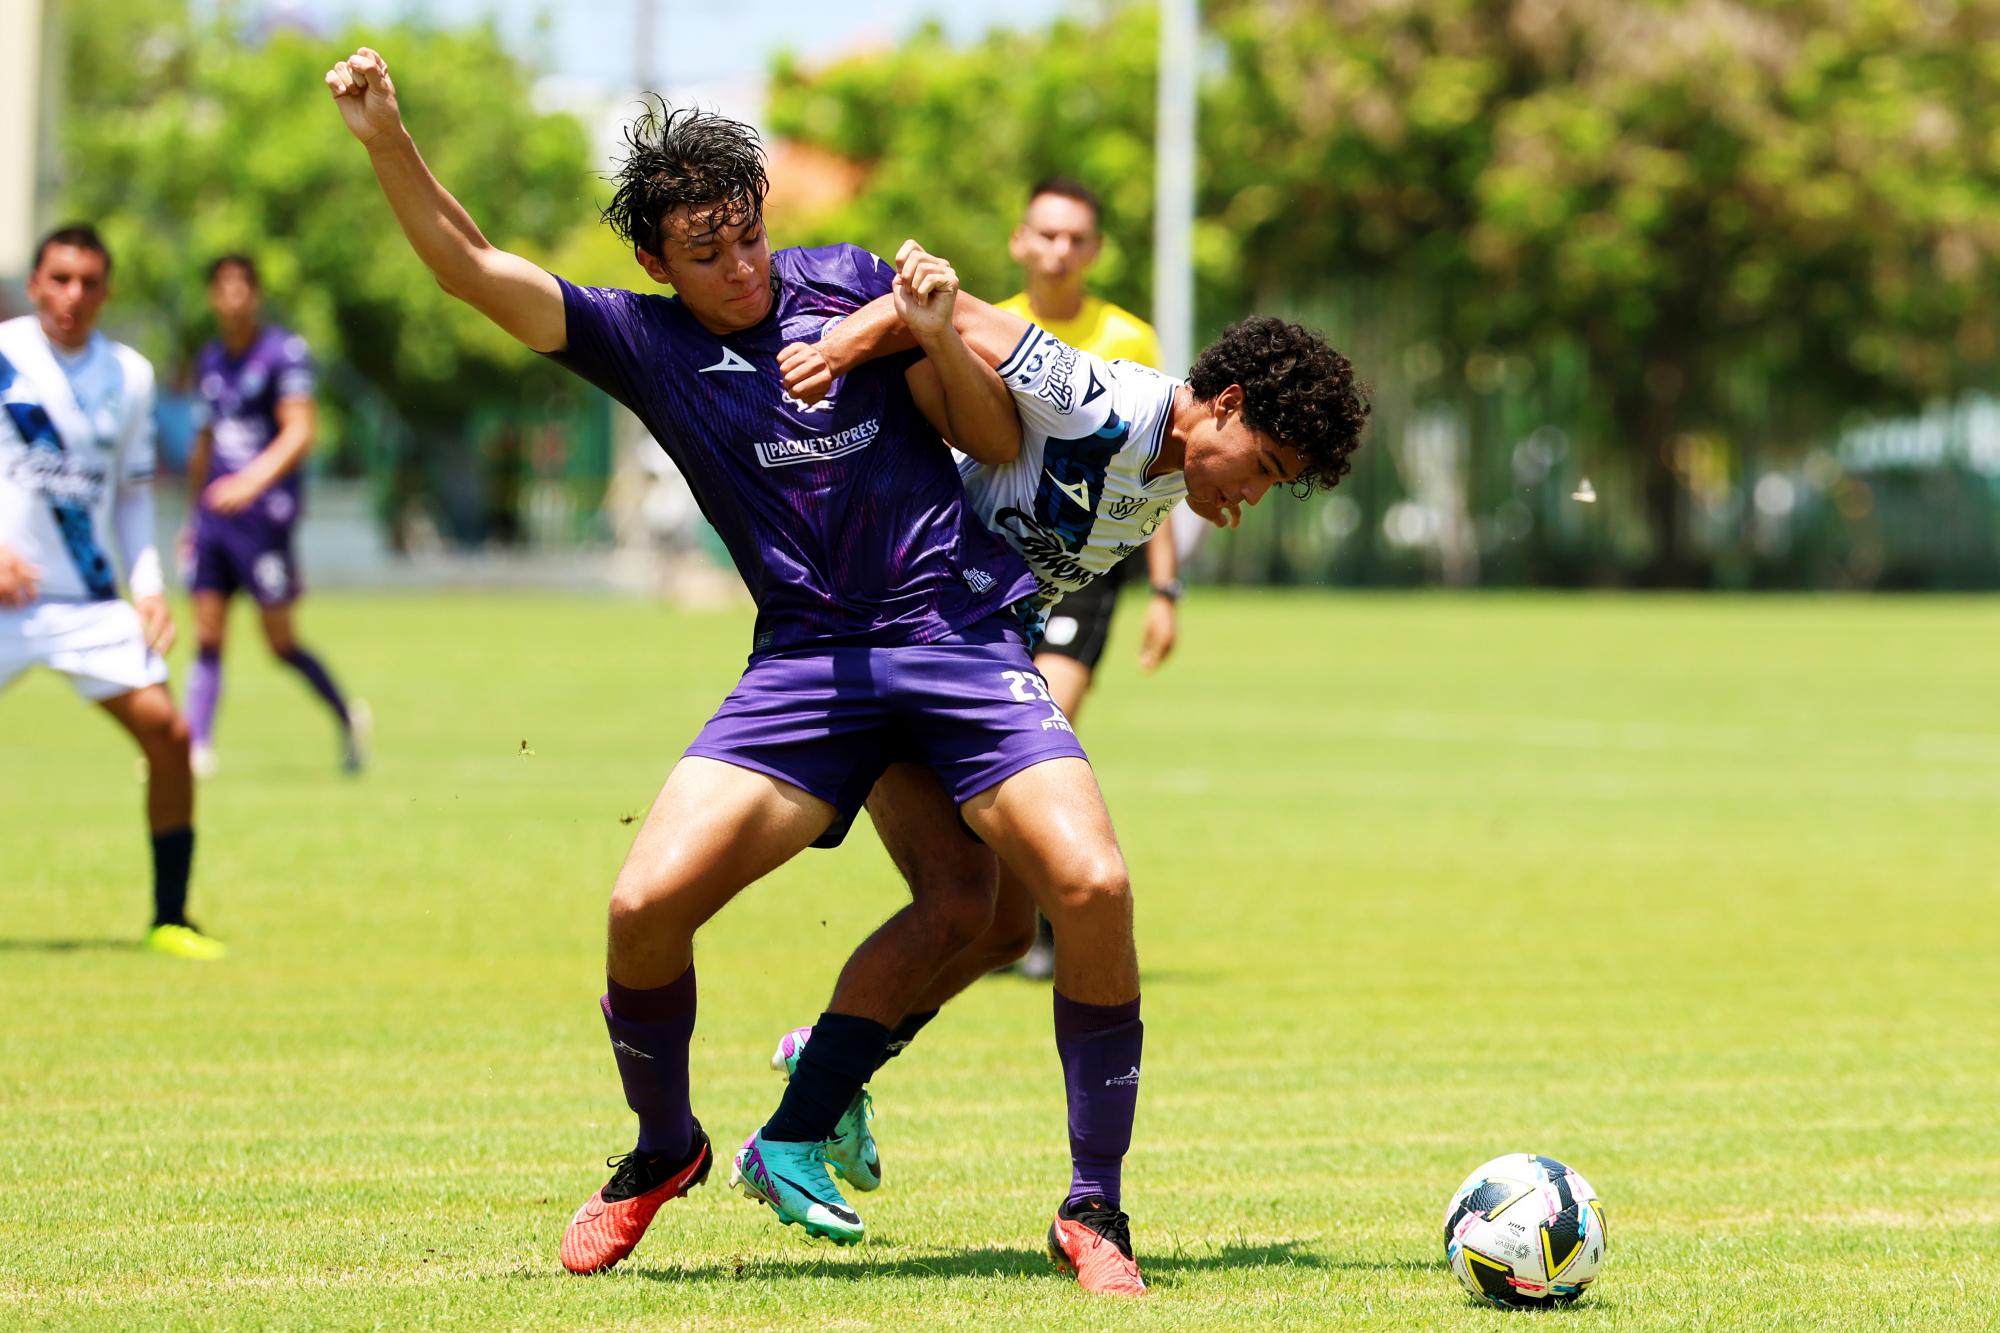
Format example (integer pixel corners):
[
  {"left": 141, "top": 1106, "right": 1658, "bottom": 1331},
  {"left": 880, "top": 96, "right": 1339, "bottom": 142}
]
[
  {"left": 551, "top": 244, "right": 1035, "bottom": 653},
  {"left": 194, "top": 325, "right": 315, "bottom": 525}
]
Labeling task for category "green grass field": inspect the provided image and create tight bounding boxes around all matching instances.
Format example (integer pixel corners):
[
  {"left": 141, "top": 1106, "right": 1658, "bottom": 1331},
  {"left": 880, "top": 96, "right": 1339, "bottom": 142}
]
[{"left": 3, "top": 590, "right": 1998, "bottom": 1329}]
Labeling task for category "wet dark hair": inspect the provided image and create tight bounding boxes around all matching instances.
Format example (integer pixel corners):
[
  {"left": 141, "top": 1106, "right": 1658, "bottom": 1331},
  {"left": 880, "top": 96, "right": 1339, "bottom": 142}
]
[
  {"left": 1186, "top": 317, "right": 1370, "bottom": 493},
  {"left": 603, "top": 98, "right": 769, "bottom": 259},
  {"left": 34, "top": 223, "right": 112, "bottom": 275},
  {"left": 1027, "top": 176, "right": 1102, "bottom": 230},
  {"left": 206, "top": 253, "right": 260, "bottom": 287}
]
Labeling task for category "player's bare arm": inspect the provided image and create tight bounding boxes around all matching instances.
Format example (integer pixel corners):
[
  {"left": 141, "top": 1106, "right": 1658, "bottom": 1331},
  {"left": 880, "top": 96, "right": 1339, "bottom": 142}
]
[
  {"left": 1137, "top": 512, "right": 1179, "bottom": 672},
  {"left": 324, "top": 47, "right": 565, "bottom": 353},
  {"left": 781, "top": 243, "right": 1035, "bottom": 403},
  {"left": 204, "top": 396, "right": 316, "bottom": 514},
  {"left": 777, "top": 297, "right": 914, "bottom": 404},
  {"left": 186, "top": 426, "right": 213, "bottom": 497},
  {"left": 891, "top": 242, "right": 1021, "bottom": 465},
  {"left": 0, "top": 541, "right": 39, "bottom": 608}
]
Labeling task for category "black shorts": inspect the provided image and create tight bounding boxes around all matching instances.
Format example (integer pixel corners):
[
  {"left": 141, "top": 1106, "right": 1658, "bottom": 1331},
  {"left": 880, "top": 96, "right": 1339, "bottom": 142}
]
[{"left": 1036, "top": 553, "right": 1141, "bottom": 673}]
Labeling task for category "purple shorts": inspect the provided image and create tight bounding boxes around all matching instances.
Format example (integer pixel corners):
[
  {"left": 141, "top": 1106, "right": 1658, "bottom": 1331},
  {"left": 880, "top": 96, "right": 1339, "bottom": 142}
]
[
  {"left": 189, "top": 515, "right": 300, "bottom": 606},
  {"left": 684, "top": 613, "right": 1088, "bottom": 848}
]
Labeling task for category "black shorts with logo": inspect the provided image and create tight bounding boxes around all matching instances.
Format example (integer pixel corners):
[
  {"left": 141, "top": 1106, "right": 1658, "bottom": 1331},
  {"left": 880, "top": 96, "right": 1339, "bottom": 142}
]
[{"left": 1035, "top": 552, "right": 1141, "bottom": 673}]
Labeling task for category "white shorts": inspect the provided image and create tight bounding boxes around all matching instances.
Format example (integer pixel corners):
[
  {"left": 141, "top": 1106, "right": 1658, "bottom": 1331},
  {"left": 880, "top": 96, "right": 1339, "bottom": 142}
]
[{"left": 0, "top": 599, "right": 170, "bottom": 702}]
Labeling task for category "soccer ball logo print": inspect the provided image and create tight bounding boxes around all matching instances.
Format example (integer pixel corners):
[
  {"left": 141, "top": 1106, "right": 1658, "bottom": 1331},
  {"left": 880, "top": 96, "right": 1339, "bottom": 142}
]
[{"left": 1442, "top": 1154, "right": 1606, "bottom": 1307}]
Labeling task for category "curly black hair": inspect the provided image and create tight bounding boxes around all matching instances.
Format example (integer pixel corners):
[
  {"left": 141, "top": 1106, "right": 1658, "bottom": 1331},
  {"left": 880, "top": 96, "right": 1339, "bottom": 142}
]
[
  {"left": 1186, "top": 317, "right": 1370, "bottom": 493},
  {"left": 602, "top": 98, "right": 769, "bottom": 258}
]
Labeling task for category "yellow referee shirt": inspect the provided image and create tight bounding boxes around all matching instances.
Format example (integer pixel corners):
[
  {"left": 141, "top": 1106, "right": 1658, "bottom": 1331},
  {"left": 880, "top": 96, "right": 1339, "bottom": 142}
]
[{"left": 994, "top": 292, "right": 1162, "bottom": 371}]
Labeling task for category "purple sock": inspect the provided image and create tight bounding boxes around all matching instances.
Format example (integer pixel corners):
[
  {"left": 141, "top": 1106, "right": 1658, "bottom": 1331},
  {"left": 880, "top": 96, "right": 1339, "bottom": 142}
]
[
  {"left": 188, "top": 648, "right": 222, "bottom": 747},
  {"left": 277, "top": 646, "right": 349, "bottom": 727},
  {"left": 601, "top": 966, "right": 698, "bottom": 1158},
  {"left": 1053, "top": 991, "right": 1143, "bottom": 1210}
]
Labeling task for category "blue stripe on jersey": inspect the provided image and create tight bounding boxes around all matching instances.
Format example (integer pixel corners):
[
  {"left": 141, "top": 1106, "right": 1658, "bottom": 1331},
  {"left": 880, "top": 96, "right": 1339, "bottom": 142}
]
[
  {"left": 1033, "top": 411, "right": 1130, "bottom": 550},
  {"left": 995, "top": 326, "right": 1044, "bottom": 380},
  {"left": 0, "top": 351, "right": 117, "bottom": 599}
]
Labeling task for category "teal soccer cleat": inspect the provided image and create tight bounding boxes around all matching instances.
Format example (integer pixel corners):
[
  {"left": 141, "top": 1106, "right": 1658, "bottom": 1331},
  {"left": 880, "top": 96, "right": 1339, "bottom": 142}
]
[
  {"left": 770, "top": 1026, "right": 881, "bottom": 1191},
  {"left": 729, "top": 1130, "right": 865, "bottom": 1245}
]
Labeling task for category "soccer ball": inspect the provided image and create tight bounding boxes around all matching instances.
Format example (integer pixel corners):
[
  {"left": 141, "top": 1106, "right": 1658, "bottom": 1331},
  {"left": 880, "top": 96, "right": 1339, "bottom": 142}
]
[{"left": 1441, "top": 1154, "right": 1606, "bottom": 1308}]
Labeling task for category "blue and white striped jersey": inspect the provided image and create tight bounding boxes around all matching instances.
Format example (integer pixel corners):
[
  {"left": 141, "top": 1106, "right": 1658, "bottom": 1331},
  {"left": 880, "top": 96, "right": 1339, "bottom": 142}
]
[
  {"left": 0, "top": 317, "right": 157, "bottom": 603},
  {"left": 961, "top": 324, "right": 1187, "bottom": 614}
]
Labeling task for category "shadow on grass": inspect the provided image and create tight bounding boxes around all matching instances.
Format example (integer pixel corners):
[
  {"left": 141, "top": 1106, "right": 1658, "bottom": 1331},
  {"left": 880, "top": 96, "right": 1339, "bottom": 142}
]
[
  {"left": 1325, "top": 1256, "right": 1446, "bottom": 1274},
  {"left": 0, "top": 937, "right": 142, "bottom": 953},
  {"left": 578, "top": 1239, "right": 1333, "bottom": 1288},
  {"left": 979, "top": 967, "right": 1223, "bottom": 988}
]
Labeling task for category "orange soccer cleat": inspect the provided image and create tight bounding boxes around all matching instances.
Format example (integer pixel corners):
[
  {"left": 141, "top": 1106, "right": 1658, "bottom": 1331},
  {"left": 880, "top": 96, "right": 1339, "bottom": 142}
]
[
  {"left": 559, "top": 1123, "right": 712, "bottom": 1274},
  {"left": 1048, "top": 1195, "right": 1149, "bottom": 1296}
]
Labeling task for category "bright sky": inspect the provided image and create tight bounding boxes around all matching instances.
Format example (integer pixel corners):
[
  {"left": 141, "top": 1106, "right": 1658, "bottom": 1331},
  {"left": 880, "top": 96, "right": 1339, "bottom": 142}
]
[{"left": 298, "top": 0, "right": 1075, "bottom": 111}]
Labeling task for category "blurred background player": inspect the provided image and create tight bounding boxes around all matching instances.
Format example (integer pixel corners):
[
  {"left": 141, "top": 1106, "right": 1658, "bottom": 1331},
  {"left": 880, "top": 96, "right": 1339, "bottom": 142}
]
[
  {"left": 997, "top": 178, "right": 1181, "bottom": 980},
  {"left": 184, "top": 254, "right": 363, "bottom": 777},
  {"left": 0, "top": 224, "right": 222, "bottom": 960}
]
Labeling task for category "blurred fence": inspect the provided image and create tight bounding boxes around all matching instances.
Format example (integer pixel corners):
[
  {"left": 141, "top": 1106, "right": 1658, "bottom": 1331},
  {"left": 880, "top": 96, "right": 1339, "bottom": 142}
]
[
  {"left": 146, "top": 323, "right": 1995, "bottom": 595},
  {"left": 316, "top": 367, "right": 612, "bottom": 556},
  {"left": 1186, "top": 284, "right": 2000, "bottom": 591}
]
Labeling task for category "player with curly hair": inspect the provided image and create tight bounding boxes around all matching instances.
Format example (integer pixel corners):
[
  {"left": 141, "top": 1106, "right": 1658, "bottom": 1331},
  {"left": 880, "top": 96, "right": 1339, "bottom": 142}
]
[{"left": 769, "top": 240, "right": 1368, "bottom": 1293}]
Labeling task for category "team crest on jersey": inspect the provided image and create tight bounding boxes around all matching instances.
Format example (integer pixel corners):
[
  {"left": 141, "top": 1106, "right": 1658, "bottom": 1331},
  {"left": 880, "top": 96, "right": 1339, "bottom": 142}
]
[
  {"left": 1106, "top": 494, "right": 1149, "bottom": 521},
  {"left": 782, "top": 389, "right": 837, "bottom": 415},
  {"left": 778, "top": 314, "right": 844, "bottom": 413}
]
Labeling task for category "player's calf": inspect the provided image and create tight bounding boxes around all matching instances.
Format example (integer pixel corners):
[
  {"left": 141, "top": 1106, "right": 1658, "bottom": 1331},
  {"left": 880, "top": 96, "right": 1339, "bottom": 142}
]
[{"left": 769, "top": 1026, "right": 880, "bottom": 1191}]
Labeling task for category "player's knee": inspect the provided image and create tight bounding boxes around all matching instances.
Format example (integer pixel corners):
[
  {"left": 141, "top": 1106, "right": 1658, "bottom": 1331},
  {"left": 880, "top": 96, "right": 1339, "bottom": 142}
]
[
  {"left": 936, "top": 891, "right": 996, "bottom": 956},
  {"left": 977, "top": 913, "right": 1039, "bottom": 969},
  {"left": 136, "top": 703, "right": 189, "bottom": 759},
  {"left": 1042, "top": 856, "right": 1132, "bottom": 929},
  {"left": 607, "top": 855, "right": 707, "bottom": 941},
  {"left": 907, "top": 868, "right": 996, "bottom": 952},
  {"left": 606, "top": 871, "right": 667, "bottom": 935}
]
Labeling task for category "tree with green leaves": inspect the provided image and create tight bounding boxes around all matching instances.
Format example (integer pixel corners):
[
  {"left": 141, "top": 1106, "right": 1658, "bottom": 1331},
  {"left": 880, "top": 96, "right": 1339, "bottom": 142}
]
[
  {"left": 770, "top": 0, "right": 2000, "bottom": 584},
  {"left": 56, "top": 2, "right": 624, "bottom": 444},
  {"left": 765, "top": 11, "right": 1164, "bottom": 318}
]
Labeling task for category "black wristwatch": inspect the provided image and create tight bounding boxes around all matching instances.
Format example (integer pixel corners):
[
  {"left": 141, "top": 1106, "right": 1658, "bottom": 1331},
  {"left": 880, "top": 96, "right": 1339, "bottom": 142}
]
[{"left": 1150, "top": 579, "right": 1185, "bottom": 603}]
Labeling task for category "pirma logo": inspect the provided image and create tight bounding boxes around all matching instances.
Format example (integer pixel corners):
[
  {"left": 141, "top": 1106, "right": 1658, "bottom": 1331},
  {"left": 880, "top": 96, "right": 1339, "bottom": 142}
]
[
  {"left": 1104, "top": 1065, "right": 1140, "bottom": 1087},
  {"left": 611, "top": 1039, "right": 654, "bottom": 1061}
]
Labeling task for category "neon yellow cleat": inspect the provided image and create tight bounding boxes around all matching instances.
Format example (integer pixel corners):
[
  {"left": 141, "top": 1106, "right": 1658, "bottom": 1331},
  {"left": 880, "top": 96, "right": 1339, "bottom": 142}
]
[{"left": 144, "top": 923, "right": 229, "bottom": 961}]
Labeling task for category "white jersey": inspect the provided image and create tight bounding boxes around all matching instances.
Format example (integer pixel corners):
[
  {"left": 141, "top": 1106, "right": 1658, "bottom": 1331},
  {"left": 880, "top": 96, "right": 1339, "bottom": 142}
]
[
  {"left": 0, "top": 316, "right": 158, "bottom": 603},
  {"left": 962, "top": 324, "right": 1187, "bottom": 615}
]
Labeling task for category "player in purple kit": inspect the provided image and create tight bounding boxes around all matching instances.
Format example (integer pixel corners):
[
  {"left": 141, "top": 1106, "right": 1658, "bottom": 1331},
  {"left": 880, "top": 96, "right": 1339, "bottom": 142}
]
[
  {"left": 184, "top": 254, "right": 362, "bottom": 777},
  {"left": 327, "top": 47, "right": 1151, "bottom": 1295}
]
